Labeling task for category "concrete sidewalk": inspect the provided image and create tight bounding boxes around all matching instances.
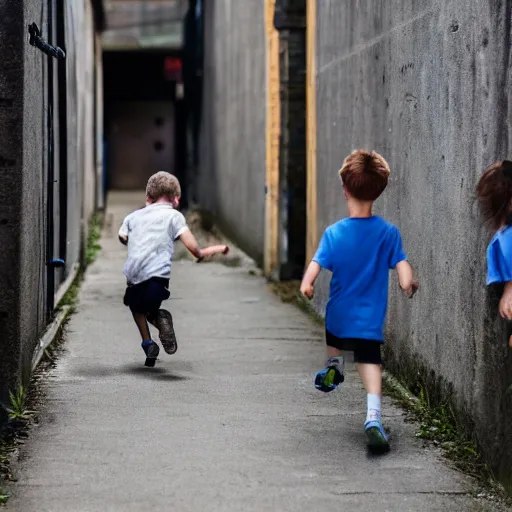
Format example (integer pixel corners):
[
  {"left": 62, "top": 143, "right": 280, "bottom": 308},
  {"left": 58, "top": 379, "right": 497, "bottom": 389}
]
[{"left": 7, "top": 193, "right": 493, "bottom": 511}]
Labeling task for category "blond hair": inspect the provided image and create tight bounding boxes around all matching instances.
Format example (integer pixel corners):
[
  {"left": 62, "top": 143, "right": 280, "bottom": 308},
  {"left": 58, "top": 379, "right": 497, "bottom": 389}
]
[{"left": 146, "top": 171, "right": 181, "bottom": 202}]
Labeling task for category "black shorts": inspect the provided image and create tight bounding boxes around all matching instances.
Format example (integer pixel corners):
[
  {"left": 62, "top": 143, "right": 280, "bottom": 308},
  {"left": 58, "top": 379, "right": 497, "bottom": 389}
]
[
  {"left": 325, "top": 330, "right": 382, "bottom": 364},
  {"left": 123, "top": 277, "right": 170, "bottom": 316}
]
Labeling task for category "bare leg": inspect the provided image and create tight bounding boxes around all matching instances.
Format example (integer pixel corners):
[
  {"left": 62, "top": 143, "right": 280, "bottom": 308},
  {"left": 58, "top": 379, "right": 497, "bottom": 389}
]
[
  {"left": 355, "top": 363, "right": 382, "bottom": 395},
  {"left": 357, "top": 362, "right": 388, "bottom": 448},
  {"left": 327, "top": 346, "right": 343, "bottom": 358},
  {"left": 132, "top": 312, "right": 151, "bottom": 341}
]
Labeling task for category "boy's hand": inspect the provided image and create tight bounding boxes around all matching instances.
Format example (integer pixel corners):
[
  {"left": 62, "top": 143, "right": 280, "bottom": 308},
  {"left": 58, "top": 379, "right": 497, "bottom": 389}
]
[
  {"left": 396, "top": 261, "right": 418, "bottom": 298},
  {"left": 197, "top": 245, "right": 230, "bottom": 262},
  {"left": 403, "top": 280, "right": 419, "bottom": 298},
  {"left": 204, "top": 244, "right": 230, "bottom": 256},
  {"left": 300, "top": 262, "right": 321, "bottom": 300},
  {"left": 499, "top": 282, "right": 512, "bottom": 320},
  {"left": 300, "top": 283, "right": 315, "bottom": 300}
]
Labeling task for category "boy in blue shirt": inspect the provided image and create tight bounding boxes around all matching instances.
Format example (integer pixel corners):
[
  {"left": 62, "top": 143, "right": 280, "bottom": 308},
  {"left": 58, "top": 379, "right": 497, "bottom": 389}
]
[
  {"left": 300, "top": 150, "right": 418, "bottom": 451},
  {"left": 477, "top": 159, "right": 512, "bottom": 347}
]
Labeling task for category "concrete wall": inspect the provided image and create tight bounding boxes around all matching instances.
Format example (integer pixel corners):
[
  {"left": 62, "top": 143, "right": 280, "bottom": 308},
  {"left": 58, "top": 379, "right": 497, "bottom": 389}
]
[
  {"left": 199, "top": 0, "right": 266, "bottom": 263},
  {"left": 18, "top": 0, "right": 51, "bottom": 387},
  {"left": 0, "top": 0, "right": 25, "bottom": 420},
  {"left": 311, "top": 0, "right": 512, "bottom": 487},
  {"left": 65, "top": 0, "right": 101, "bottom": 265},
  {"left": 0, "top": 0, "right": 102, "bottom": 409},
  {"left": 83, "top": 0, "right": 97, "bottom": 241},
  {"left": 65, "top": 0, "right": 84, "bottom": 272}
]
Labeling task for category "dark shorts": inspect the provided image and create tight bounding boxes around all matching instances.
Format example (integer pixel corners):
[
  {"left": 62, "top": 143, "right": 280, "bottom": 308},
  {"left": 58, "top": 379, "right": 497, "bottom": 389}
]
[
  {"left": 325, "top": 330, "right": 382, "bottom": 364},
  {"left": 123, "top": 277, "right": 170, "bottom": 316}
]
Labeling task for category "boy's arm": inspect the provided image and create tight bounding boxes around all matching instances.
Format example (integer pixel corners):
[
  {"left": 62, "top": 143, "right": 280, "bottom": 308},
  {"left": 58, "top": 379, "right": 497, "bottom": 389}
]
[
  {"left": 179, "top": 229, "right": 203, "bottom": 260},
  {"left": 178, "top": 230, "right": 229, "bottom": 261},
  {"left": 499, "top": 281, "right": 512, "bottom": 320},
  {"left": 118, "top": 216, "right": 130, "bottom": 245},
  {"left": 300, "top": 261, "right": 321, "bottom": 299},
  {"left": 396, "top": 260, "right": 419, "bottom": 298},
  {"left": 301, "top": 229, "right": 331, "bottom": 299},
  {"left": 498, "top": 282, "right": 512, "bottom": 349}
]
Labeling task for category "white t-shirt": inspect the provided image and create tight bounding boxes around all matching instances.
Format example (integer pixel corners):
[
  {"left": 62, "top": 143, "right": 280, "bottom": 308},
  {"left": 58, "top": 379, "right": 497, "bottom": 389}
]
[{"left": 119, "top": 203, "right": 189, "bottom": 285}]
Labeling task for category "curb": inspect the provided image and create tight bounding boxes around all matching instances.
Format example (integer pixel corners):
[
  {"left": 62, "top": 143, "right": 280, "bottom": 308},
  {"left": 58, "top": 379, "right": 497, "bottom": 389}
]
[
  {"left": 54, "top": 263, "right": 79, "bottom": 308},
  {"left": 382, "top": 369, "right": 421, "bottom": 409},
  {"left": 31, "top": 306, "right": 72, "bottom": 372}
]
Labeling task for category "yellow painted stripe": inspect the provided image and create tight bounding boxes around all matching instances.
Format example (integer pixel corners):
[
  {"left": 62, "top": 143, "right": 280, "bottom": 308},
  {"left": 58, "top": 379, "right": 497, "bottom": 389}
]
[
  {"left": 265, "top": 0, "right": 280, "bottom": 277},
  {"left": 306, "top": 0, "right": 318, "bottom": 264}
]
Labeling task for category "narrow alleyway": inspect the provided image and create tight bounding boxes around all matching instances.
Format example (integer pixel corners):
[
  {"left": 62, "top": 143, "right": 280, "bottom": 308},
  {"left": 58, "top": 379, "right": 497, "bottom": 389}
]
[{"left": 7, "top": 194, "right": 489, "bottom": 511}]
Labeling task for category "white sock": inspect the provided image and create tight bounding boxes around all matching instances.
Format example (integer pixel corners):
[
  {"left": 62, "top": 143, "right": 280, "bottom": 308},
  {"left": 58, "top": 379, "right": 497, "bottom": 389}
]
[{"left": 366, "top": 393, "right": 381, "bottom": 423}]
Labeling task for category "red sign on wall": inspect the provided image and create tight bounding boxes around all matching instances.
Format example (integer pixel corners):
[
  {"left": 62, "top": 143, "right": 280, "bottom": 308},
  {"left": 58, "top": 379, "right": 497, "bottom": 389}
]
[{"left": 164, "top": 57, "right": 182, "bottom": 81}]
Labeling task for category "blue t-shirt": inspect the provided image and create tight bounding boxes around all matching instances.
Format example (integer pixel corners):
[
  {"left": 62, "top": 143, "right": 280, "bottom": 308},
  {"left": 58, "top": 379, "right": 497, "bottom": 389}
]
[
  {"left": 487, "top": 226, "right": 512, "bottom": 285},
  {"left": 313, "top": 216, "right": 407, "bottom": 342}
]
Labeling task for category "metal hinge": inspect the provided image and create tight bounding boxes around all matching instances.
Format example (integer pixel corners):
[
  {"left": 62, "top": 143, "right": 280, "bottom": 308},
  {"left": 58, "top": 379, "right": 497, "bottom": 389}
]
[{"left": 28, "top": 23, "right": 66, "bottom": 60}]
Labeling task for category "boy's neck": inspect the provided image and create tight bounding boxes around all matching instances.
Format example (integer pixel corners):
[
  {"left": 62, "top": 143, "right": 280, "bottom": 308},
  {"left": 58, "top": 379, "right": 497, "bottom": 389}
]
[
  {"left": 147, "top": 197, "right": 174, "bottom": 206},
  {"left": 347, "top": 198, "right": 373, "bottom": 218}
]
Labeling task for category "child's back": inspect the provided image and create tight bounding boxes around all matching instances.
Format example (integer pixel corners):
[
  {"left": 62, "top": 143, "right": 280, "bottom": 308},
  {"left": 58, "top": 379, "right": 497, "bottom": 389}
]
[
  {"left": 301, "top": 149, "right": 417, "bottom": 453},
  {"left": 121, "top": 203, "right": 187, "bottom": 286},
  {"left": 477, "top": 160, "right": 512, "bottom": 347},
  {"left": 119, "top": 171, "right": 229, "bottom": 367},
  {"left": 316, "top": 216, "right": 405, "bottom": 341}
]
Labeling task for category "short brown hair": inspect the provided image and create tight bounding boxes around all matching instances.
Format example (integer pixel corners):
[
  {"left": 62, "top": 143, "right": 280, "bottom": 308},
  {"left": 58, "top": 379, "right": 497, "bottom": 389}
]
[
  {"left": 339, "top": 150, "right": 390, "bottom": 201},
  {"left": 476, "top": 160, "right": 512, "bottom": 229},
  {"left": 146, "top": 171, "right": 181, "bottom": 202}
]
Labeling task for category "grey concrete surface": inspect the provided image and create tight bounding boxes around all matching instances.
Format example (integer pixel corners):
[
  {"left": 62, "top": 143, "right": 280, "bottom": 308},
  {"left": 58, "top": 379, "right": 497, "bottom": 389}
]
[
  {"left": 6, "top": 193, "right": 495, "bottom": 511},
  {"left": 198, "top": 0, "right": 266, "bottom": 264},
  {"left": 312, "top": 0, "right": 512, "bottom": 487}
]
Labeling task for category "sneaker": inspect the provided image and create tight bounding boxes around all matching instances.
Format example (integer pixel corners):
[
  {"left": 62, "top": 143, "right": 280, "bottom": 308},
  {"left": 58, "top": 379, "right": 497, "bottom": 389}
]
[
  {"left": 365, "top": 420, "right": 390, "bottom": 452},
  {"left": 314, "top": 360, "right": 344, "bottom": 392},
  {"left": 143, "top": 341, "right": 160, "bottom": 367},
  {"left": 149, "top": 309, "right": 178, "bottom": 355}
]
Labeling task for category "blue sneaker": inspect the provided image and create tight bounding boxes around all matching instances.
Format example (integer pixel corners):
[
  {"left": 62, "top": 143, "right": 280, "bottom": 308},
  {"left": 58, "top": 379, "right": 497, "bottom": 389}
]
[
  {"left": 365, "top": 420, "right": 390, "bottom": 451},
  {"left": 142, "top": 341, "right": 160, "bottom": 367},
  {"left": 314, "top": 360, "right": 344, "bottom": 392}
]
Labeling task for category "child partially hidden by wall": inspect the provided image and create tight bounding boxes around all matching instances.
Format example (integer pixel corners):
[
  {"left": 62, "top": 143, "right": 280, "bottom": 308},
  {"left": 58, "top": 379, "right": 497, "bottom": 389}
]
[
  {"left": 119, "top": 171, "right": 229, "bottom": 367},
  {"left": 477, "top": 160, "right": 512, "bottom": 347},
  {"left": 300, "top": 150, "right": 418, "bottom": 452}
]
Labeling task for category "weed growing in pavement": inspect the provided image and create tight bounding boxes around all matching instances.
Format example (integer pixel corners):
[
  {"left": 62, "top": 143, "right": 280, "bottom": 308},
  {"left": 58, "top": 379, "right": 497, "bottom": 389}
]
[{"left": 7, "top": 386, "right": 34, "bottom": 422}]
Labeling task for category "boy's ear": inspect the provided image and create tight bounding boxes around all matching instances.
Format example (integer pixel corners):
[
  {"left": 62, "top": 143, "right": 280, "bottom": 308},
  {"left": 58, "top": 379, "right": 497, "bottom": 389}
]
[
  {"left": 172, "top": 196, "right": 180, "bottom": 208},
  {"left": 342, "top": 185, "right": 349, "bottom": 200}
]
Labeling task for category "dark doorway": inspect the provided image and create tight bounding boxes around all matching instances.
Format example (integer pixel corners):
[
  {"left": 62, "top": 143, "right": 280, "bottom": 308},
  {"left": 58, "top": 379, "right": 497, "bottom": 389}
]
[
  {"left": 103, "top": 51, "right": 187, "bottom": 202},
  {"left": 274, "top": 1, "right": 307, "bottom": 280},
  {"left": 109, "top": 101, "right": 175, "bottom": 189}
]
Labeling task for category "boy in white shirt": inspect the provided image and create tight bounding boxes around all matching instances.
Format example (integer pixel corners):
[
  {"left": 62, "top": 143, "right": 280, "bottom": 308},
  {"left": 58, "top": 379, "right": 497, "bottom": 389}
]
[{"left": 119, "top": 171, "right": 228, "bottom": 367}]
